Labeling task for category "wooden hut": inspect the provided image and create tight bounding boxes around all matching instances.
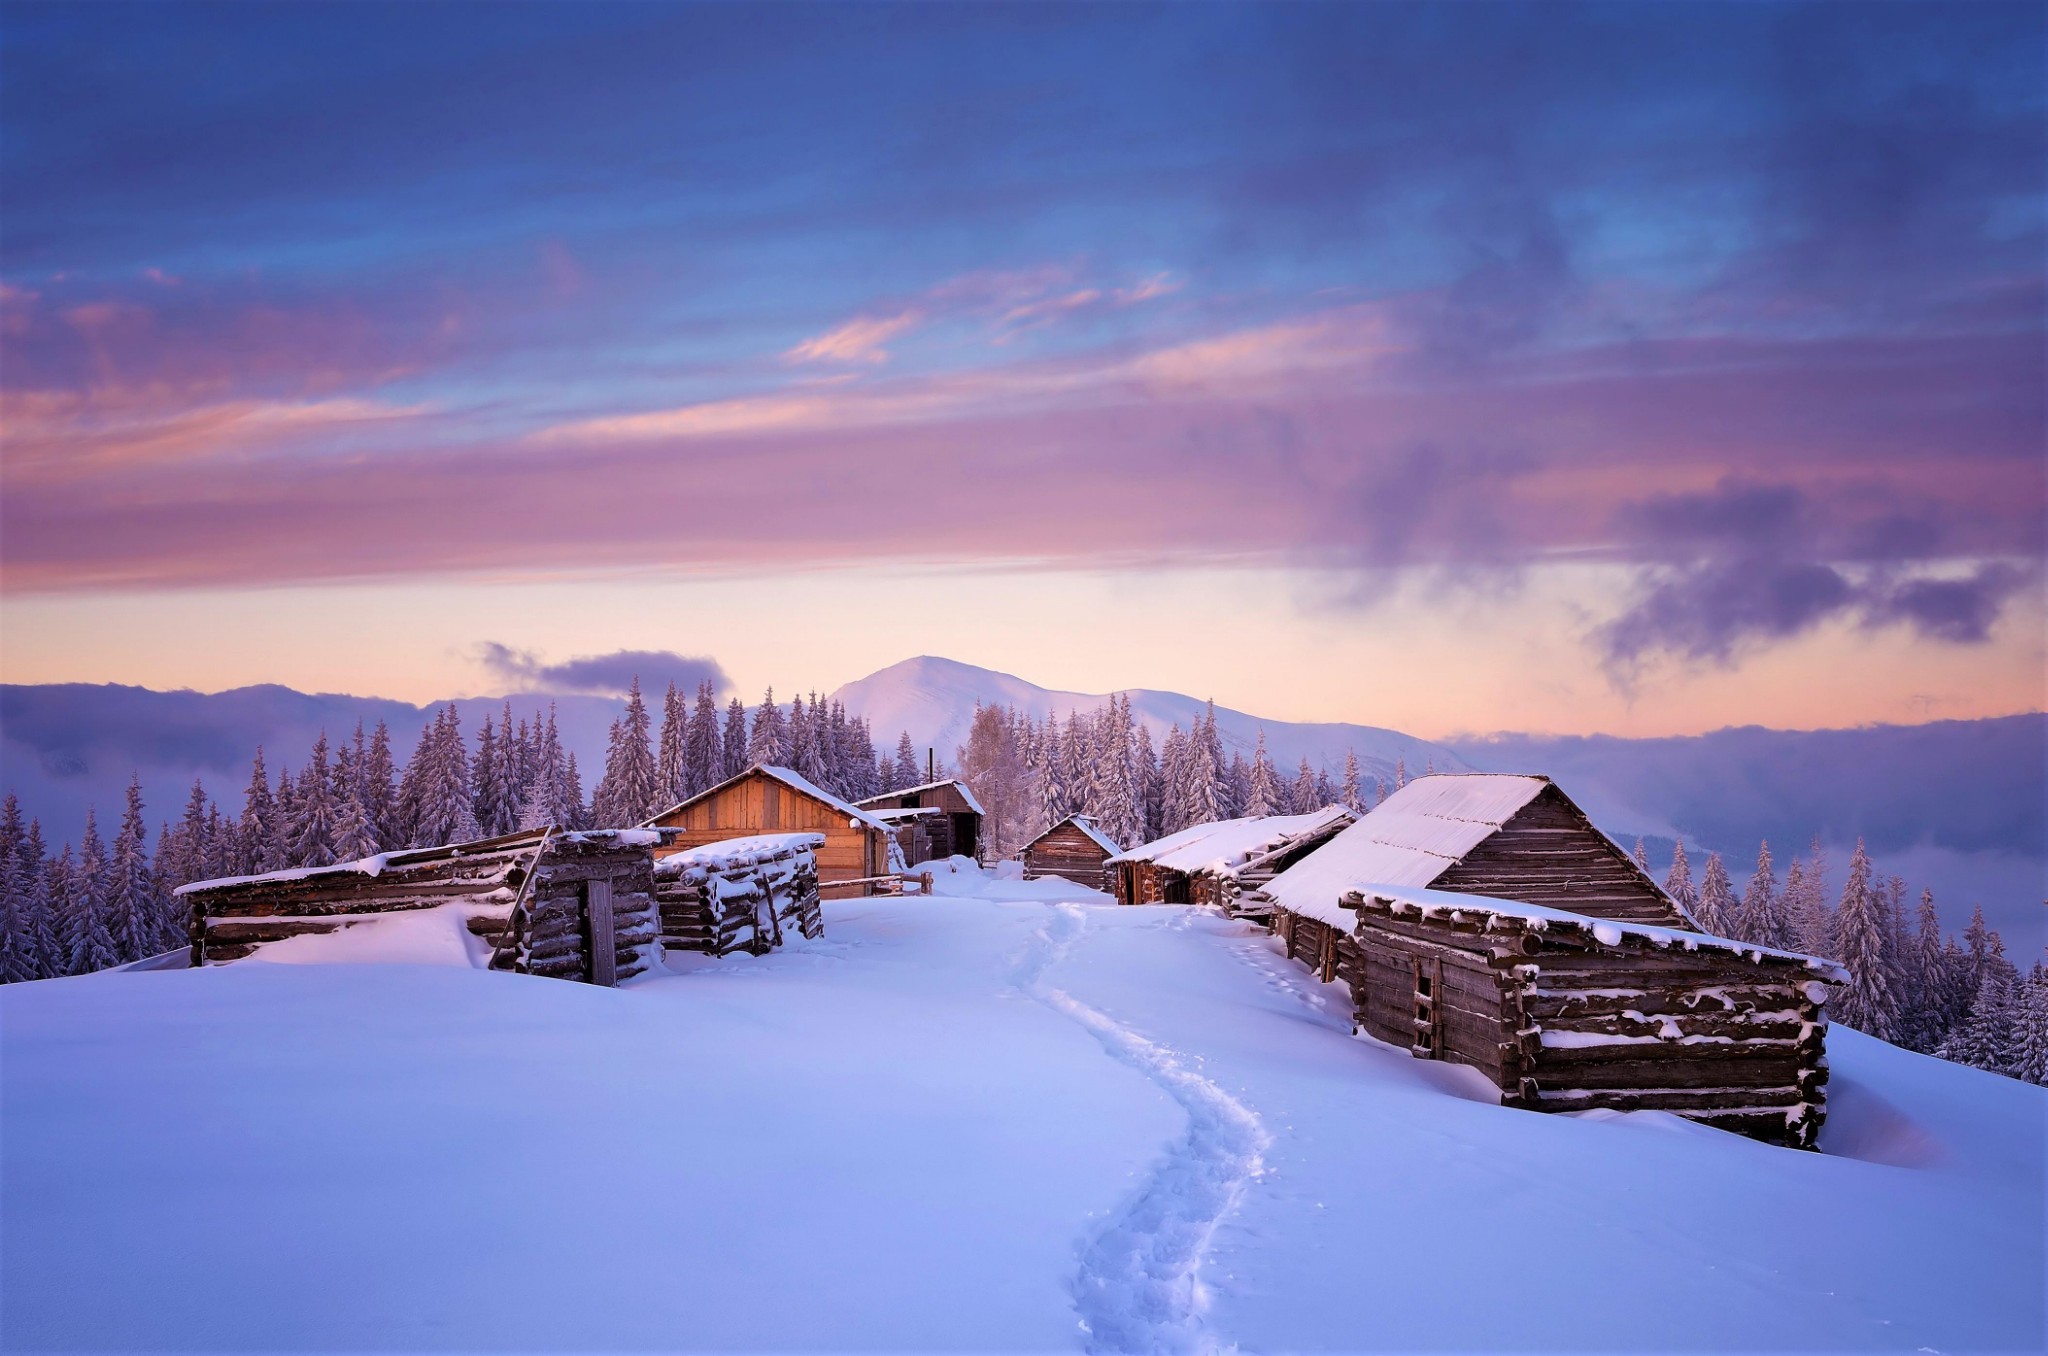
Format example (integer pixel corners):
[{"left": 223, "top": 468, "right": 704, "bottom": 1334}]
[
  {"left": 1105, "top": 806, "right": 1354, "bottom": 911},
  {"left": 855, "top": 779, "right": 985, "bottom": 864},
  {"left": 176, "top": 828, "right": 661, "bottom": 985},
  {"left": 643, "top": 764, "right": 899, "bottom": 898},
  {"left": 654, "top": 832, "right": 824, "bottom": 956},
  {"left": 1256, "top": 774, "right": 1847, "bottom": 1148},
  {"left": 1018, "top": 814, "right": 1120, "bottom": 889}
]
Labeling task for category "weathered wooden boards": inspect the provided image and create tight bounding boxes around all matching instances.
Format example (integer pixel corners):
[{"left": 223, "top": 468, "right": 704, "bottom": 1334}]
[
  {"left": 1270, "top": 892, "right": 1845, "bottom": 1149},
  {"left": 855, "top": 780, "right": 985, "bottom": 864},
  {"left": 1019, "top": 816, "right": 1117, "bottom": 889},
  {"left": 178, "top": 828, "right": 661, "bottom": 985},
  {"left": 653, "top": 832, "right": 825, "bottom": 957}
]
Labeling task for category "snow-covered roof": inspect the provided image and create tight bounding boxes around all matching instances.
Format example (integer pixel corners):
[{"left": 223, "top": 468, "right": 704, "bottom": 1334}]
[
  {"left": 653, "top": 832, "right": 826, "bottom": 877},
  {"left": 866, "top": 806, "right": 942, "bottom": 822},
  {"left": 645, "top": 764, "right": 895, "bottom": 834},
  {"left": 1258, "top": 775, "right": 1550, "bottom": 917},
  {"left": 175, "top": 827, "right": 660, "bottom": 896},
  {"left": 1333, "top": 883, "right": 1849, "bottom": 983},
  {"left": 855, "top": 778, "right": 987, "bottom": 817},
  {"left": 1106, "top": 806, "right": 1354, "bottom": 875},
  {"left": 1023, "top": 814, "right": 1121, "bottom": 857}
]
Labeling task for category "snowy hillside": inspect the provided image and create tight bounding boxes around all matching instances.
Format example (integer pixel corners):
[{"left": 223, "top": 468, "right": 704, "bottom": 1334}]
[
  {"left": 833, "top": 655, "right": 1465, "bottom": 783},
  {"left": 3, "top": 875, "right": 2040, "bottom": 1352}
]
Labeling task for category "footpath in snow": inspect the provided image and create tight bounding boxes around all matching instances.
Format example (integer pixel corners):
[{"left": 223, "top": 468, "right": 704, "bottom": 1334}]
[{"left": 2, "top": 860, "right": 2041, "bottom": 1352}]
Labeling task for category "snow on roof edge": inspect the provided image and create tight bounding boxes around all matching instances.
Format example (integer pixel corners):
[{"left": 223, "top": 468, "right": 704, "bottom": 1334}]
[{"left": 854, "top": 778, "right": 988, "bottom": 817}]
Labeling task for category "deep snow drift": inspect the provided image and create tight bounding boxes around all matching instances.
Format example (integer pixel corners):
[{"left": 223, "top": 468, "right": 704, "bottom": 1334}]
[{"left": 3, "top": 865, "right": 2041, "bottom": 1353}]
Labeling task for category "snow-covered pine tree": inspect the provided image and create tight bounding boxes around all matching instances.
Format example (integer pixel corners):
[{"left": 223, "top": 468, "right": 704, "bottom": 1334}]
[
  {"left": 561, "top": 751, "right": 587, "bottom": 829},
  {"left": 1694, "top": 851, "right": 1738, "bottom": 937},
  {"left": 15, "top": 820, "right": 53, "bottom": 980},
  {"left": 472, "top": 717, "right": 503, "bottom": 835},
  {"left": 1290, "top": 759, "right": 1318, "bottom": 814},
  {"left": 48, "top": 845, "right": 87, "bottom": 976},
  {"left": 330, "top": 774, "right": 377, "bottom": 864},
  {"left": 165, "top": 779, "right": 212, "bottom": 890},
  {"left": 1393, "top": 757, "right": 1407, "bottom": 791},
  {"left": 239, "top": 747, "right": 280, "bottom": 875},
  {"left": 489, "top": 705, "right": 524, "bottom": 835},
  {"left": 519, "top": 707, "right": 568, "bottom": 830},
  {"left": 888, "top": 731, "right": 916, "bottom": 792},
  {"left": 0, "top": 797, "right": 26, "bottom": 982},
  {"left": 362, "top": 722, "right": 398, "bottom": 849},
  {"left": 1831, "top": 840, "right": 1901, "bottom": 1041},
  {"left": 413, "top": 706, "right": 478, "bottom": 845},
  {"left": 1738, "top": 841, "right": 1789, "bottom": 949},
  {"left": 1899, "top": 889, "right": 1954, "bottom": 1053},
  {"left": 289, "top": 734, "right": 338, "bottom": 869},
  {"left": 1093, "top": 695, "right": 1143, "bottom": 849},
  {"left": 748, "top": 688, "right": 787, "bottom": 766},
  {"left": 1663, "top": 840, "right": 1698, "bottom": 924},
  {"left": 1037, "top": 715, "right": 1071, "bottom": 826},
  {"left": 1937, "top": 956, "right": 2020, "bottom": 1075},
  {"left": 1183, "top": 716, "right": 1221, "bottom": 829},
  {"left": 721, "top": 698, "right": 748, "bottom": 779},
  {"left": 1201, "top": 702, "right": 1226, "bottom": 800},
  {"left": 1246, "top": 731, "right": 1279, "bottom": 817},
  {"left": 658, "top": 682, "right": 687, "bottom": 806},
  {"left": 1632, "top": 839, "right": 1650, "bottom": 875},
  {"left": 789, "top": 692, "right": 828, "bottom": 788},
  {"left": 1340, "top": 750, "right": 1363, "bottom": 813},
  {"left": 842, "top": 710, "right": 879, "bottom": 801},
  {"left": 2010, "top": 962, "right": 2048, "bottom": 1086},
  {"left": 1061, "top": 711, "right": 1091, "bottom": 822},
  {"left": 67, "top": 816, "right": 117, "bottom": 975},
  {"left": 1374, "top": 776, "right": 1387, "bottom": 806},
  {"left": 107, "top": 777, "right": 159, "bottom": 962},
  {"left": 1792, "top": 837, "right": 1835, "bottom": 958},
  {"left": 1222, "top": 753, "right": 1250, "bottom": 821},
  {"left": 592, "top": 679, "right": 660, "bottom": 826},
  {"left": 1134, "top": 723, "right": 1161, "bottom": 843},
  {"left": 1158, "top": 724, "right": 1188, "bottom": 834},
  {"left": 686, "top": 681, "right": 721, "bottom": 796}
]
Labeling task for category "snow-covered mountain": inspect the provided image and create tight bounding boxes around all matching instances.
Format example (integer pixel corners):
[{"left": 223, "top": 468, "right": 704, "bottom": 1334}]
[{"left": 832, "top": 655, "right": 1465, "bottom": 783}]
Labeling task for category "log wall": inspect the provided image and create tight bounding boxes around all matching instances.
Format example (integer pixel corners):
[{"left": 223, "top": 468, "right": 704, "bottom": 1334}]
[
  {"left": 1021, "top": 824, "right": 1112, "bottom": 889},
  {"left": 655, "top": 842, "right": 824, "bottom": 957},
  {"left": 1430, "top": 785, "right": 1689, "bottom": 928}
]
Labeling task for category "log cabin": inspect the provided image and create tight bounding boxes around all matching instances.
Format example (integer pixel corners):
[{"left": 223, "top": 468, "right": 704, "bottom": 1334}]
[
  {"left": 854, "top": 779, "right": 985, "bottom": 864},
  {"left": 176, "top": 827, "right": 661, "bottom": 985},
  {"left": 642, "top": 764, "right": 900, "bottom": 897},
  {"left": 1255, "top": 774, "right": 1848, "bottom": 1147},
  {"left": 1018, "top": 814, "right": 1120, "bottom": 889},
  {"left": 1105, "top": 806, "right": 1354, "bottom": 911},
  {"left": 654, "top": 832, "right": 824, "bottom": 956}
]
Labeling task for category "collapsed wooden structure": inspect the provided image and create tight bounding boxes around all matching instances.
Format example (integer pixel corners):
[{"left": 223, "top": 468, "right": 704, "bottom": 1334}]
[
  {"left": 1257, "top": 775, "right": 1845, "bottom": 1148},
  {"left": 653, "top": 832, "right": 825, "bottom": 956},
  {"left": 1017, "top": 814, "right": 1121, "bottom": 889},
  {"left": 1105, "top": 806, "right": 1354, "bottom": 912},
  {"left": 176, "top": 828, "right": 662, "bottom": 985},
  {"left": 854, "top": 779, "right": 985, "bottom": 864},
  {"left": 644, "top": 764, "right": 901, "bottom": 897}
]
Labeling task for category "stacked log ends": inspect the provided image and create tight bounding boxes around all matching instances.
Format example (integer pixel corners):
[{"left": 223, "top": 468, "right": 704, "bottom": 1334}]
[{"left": 653, "top": 833, "right": 825, "bottom": 957}]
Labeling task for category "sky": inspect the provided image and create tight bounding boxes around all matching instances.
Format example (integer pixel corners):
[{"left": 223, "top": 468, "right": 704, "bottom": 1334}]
[{"left": 2, "top": 1, "right": 2042, "bottom": 737}]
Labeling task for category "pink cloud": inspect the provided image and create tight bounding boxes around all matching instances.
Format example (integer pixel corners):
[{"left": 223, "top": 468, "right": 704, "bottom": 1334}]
[{"left": 784, "top": 309, "right": 924, "bottom": 365}]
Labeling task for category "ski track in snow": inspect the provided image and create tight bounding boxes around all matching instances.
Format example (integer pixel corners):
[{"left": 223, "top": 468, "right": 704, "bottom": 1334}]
[{"left": 1014, "top": 903, "right": 1274, "bottom": 1356}]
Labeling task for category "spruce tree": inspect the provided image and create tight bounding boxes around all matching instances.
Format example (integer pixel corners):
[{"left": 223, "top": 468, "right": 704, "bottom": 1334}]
[
  {"left": 1632, "top": 839, "right": 1651, "bottom": 875},
  {"left": 240, "top": 747, "right": 280, "bottom": 874},
  {"left": 362, "top": 722, "right": 399, "bottom": 849},
  {"left": 108, "top": 778, "right": 158, "bottom": 962},
  {"left": 892, "top": 731, "right": 920, "bottom": 790},
  {"left": 1938, "top": 959, "right": 2019, "bottom": 1074},
  {"left": 519, "top": 707, "right": 569, "bottom": 830},
  {"left": 1158, "top": 724, "right": 1188, "bottom": 833},
  {"left": 593, "top": 679, "right": 660, "bottom": 825},
  {"left": 748, "top": 688, "right": 787, "bottom": 765},
  {"left": 0, "top": 798, "right": 25, "bottom": 983},
  {"left": 1393, "top": 757, "right": 1407, "bottom": 791},
  {"left": 1290, "top": 759, "right": 1318, "bottom": 814},
  {"left": 1739, "top": 841, "right": 1789, "bottom": 949},
  {"left": 1182, "top": 716, "right": 1221, "bottom": 828},
  {"left": 472, "top": 717, "right": 504, "bottom": 835},
  {"left": 1246, "top": 732, "right": 1280, "bottom": 817},
  {"left": 658, "top": 682, "right": 687, "bottom": 805},
  {"left": 66, "top": 817, "right": 118, "bottom": 975},
  {"left": 686, "top": 681, "right": 721, "bottom": 796},
  {"left": 17, "top": 821, "right": 53, "bottom": 979},
  {"left": 1341, "top": 750, "right": 1363, "bottom": 814},
  {"left": 1831, "top": 840, "right": 1901, "bottom": 1041},
  {"left": 1694, "top": 851, "right": 1738, "bottom": 937},
  {"left": 1134, "top": 723, "right": 1161, "bottom": 842},
  {"left": 169, "top": 779, "right": 212, "bottom": 889},
  {"left": 1663, "top": 840, "right": 1699, "bottom": 925},
  {"left": 2010, "top": 963, "right": 2048, "bottom": 1086},
  {"left": 289, "top": 734, "right": 338, "bottom": 869},
  {"left": 722, "top": 698, "right": 749, "bottom": 779}
]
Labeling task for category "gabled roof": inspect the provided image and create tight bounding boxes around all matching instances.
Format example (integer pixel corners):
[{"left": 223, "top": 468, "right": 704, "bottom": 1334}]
[
  {"left": 1259, "top": 774, "right": 1685, "bottom": 928},
  {"left": 1022, "top": 813, "right": 1121, "bottom": 857},
  {"left": 175, "top": 826, "right": 659, "bottom": 897},
  {"left": 1259, "top": 774, "right": 1550, "bottom": 918},
  {"left": 1106, "top": 806, "right": 1355, "bottom": 875},
  {"left": 854, "top": 778, "right": 988, "bottom": 817},
  {"left": 643, "top": 764, "right": 894, "bottom": 834}
]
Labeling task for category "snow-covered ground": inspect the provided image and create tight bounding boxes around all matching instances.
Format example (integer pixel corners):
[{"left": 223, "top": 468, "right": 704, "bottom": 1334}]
[{"left": 3, "top": 864, "right": 2041, "bottom": 1352}]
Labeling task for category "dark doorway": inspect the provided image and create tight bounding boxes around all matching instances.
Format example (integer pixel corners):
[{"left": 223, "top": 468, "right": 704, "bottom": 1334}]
[{"left": 951, "top": 813, "right": 979, "bottom": 860}]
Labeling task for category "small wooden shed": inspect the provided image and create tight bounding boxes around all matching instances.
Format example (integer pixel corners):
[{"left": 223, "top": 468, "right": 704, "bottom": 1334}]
[
  {"left": 1018, "top": 814, "right": 1120, "bottom": 889},
  {"left": 1255, "top": 774, "right": 1846, "bottom": 1147},
  {"left": 855, "top": 779, "right": 985, "bottom": 864},
  {"left": 1311, "top": 887, "right": 1844, "bottom": 1148},
  {"left": 654, "top": 832, "right": 825, "bottom": 956},
  {"left": 1105, "top": 806, "right": 1354, "bottom": 911},
  {"left": 643, "top": 764, "right": 898, "bottom": 897},
  {"left": 176, "top": 827, "right": 661, "bottom": 985}
]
